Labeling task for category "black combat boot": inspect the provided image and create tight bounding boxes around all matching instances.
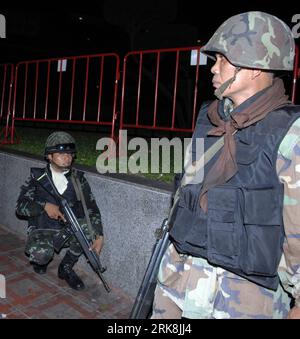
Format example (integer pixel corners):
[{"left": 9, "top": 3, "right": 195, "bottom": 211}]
[
  {"left": 58, "top": 251, "right": 85, "bottom": 290},
  {"left": 32, "top": 263, "right": 48, "bottom": 274}
]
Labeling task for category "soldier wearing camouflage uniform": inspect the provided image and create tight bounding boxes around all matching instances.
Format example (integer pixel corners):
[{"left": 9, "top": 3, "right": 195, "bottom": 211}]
[
  {"left": 151, "top": 12, "right": 300, "bottom": 319},
  {"left": 16, "top": 131, "right": 104, "bottom": 291}
]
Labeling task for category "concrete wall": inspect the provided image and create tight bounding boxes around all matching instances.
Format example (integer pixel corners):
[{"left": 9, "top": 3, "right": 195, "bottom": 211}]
[{"left": 0, "top": 150, "right": 172, "bottom": 298}]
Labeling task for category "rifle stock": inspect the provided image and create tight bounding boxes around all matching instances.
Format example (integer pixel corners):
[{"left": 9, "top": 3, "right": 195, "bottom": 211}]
[{"left": 130, "top": 218, "right": 170, "bottom": 319}]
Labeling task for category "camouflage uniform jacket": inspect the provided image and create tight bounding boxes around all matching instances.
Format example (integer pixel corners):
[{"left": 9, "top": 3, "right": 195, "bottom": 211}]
[
  {"left": 155, "top": 115, "right": 300, "bottom": 319},
  {"left": 16, "top": 166, "right": 103, "bottom": 236}
]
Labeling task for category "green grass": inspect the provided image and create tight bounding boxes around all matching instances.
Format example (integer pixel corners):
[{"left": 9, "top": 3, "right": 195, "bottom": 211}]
[{"left": 1, "top": 126, "right": 176, "bottom": 183}]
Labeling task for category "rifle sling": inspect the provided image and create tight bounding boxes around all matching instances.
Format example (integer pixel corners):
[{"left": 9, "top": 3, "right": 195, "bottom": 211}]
[
  {"left": 70, "top": 174, "right": 95, "bottom": 238},
  {"left": 35, "top": 170, "right": 94, "bottom": 238},
  {"left": 168, "top": 135, "right": 227, "bottom": 225}
]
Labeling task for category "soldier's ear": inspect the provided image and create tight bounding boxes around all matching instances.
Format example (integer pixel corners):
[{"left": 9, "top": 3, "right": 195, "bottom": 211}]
[{"left": 251, "top": 69, "right": 262, "bottom": 80}]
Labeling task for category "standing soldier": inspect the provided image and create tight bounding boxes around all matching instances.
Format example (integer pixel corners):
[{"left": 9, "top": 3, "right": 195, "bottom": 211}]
[
  {"left": 151, "top": 11, "right": 300, "bottom": 319},
  {"left": 16, "top": 131, "right": 104, "bottom": 291}
]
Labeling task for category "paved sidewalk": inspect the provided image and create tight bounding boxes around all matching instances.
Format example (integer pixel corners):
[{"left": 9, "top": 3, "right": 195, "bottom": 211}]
[{"left": 0, "top": 225, "right": 133, "bottom": 319}]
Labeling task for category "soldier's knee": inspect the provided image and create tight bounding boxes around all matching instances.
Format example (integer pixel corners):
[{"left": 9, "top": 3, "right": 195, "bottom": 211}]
[
  {"left": 68, "top": 243, "right": 83, "bottom": 257},
  {"left": 26, "top": 246, "right": 54, "bottom": 265}
]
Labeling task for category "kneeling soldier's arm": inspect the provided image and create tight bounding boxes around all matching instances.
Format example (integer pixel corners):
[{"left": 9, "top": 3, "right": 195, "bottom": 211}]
[{"left": 16, "top": 177, "right": 46, "bottom": 217}]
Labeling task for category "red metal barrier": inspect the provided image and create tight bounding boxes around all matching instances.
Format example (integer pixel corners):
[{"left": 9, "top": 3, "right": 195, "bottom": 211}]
[
  {"left": 120, "top": 46, "right": 203, "bottom": 135},
  {"left": 8, "top": 53, "right": 120, "bottom": 144},
  {"left": 1, "top": 45, "right": 299, "bottom": 146},
  {"left": 0, "top": 63, "right": 14, "bottom": 144},
  {"left": 120, "top": 45, "right": 300, "bottom": 137}
]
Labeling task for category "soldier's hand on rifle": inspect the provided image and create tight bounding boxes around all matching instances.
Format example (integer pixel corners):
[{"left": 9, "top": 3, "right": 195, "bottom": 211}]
[
  {"left": 89, "top": 235, "right": 104, "bottom": 255},
  {"left": 44, "top": 202, "right": 66, "bottom": 222}
]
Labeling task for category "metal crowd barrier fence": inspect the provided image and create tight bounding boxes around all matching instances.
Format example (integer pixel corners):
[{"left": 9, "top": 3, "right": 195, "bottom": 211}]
[
  {"left": 0, "top": 45, "right": 299, "bottom": 145},
  {"left": 5, "top": 53, "right": 120, "bottom": 144},
  {"left": 120, "top": 45, "right": 300, "bottom": 139},
  {"left": 120, "top": 46, "right": 203, "bottom": 135},
  {"left": 0, "top": 63, "right": 14, "bottom": 144}
]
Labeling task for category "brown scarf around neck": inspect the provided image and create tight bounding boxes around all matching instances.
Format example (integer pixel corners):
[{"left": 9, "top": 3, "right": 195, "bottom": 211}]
[{"left": 199, "top": 78, "right": 291, "bottom": 212}]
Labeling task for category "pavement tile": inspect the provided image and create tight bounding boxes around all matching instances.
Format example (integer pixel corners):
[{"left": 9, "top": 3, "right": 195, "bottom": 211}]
[
  {"left": 0, "top": 225, "right": 134, "bottom": 319},
  {"left": 0, "top": 298, "right": 17, "bottom": 315},
  {"left": 4, "top": 271, "right": 62, "bottom": 310},
  {"left": 0, "top": 233, "right": 24, "bottom": 253},
  {"left": 0, "top": 255, "right": 27, "bottom": 278},
  {"left": 4, "top": 309, "right": 30, "bottom": 319},
  {"left": 21, "top": 292, "right": 103, "bottom": 319}
]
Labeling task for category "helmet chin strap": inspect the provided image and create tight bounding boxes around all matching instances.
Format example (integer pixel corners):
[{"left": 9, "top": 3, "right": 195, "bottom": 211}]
[{"left": 214, "top": 67, "right": 241, "bottom": 100}]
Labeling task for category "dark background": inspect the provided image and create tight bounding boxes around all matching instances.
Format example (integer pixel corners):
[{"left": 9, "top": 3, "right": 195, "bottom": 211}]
[
  {"left": 0, "top": 0, "right": 299, "bottom": 132},
  {"left": 0, "top": 0, "right": 299, "bottom": 62}
]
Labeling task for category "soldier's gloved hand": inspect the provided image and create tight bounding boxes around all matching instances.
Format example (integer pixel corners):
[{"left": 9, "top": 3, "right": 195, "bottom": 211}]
[
  {"left": 89, "top": 235, "right": 104, "bottom": 255},
  {"left": 44, "top": 202, "right": 66, "bottom": 222}
]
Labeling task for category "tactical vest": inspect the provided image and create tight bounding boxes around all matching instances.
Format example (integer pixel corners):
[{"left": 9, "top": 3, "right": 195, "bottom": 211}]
[
  {"left": 170, "top": 103, "right": 300, "bottom": 290},
  {"left": 30, "top": 167, "right": 84, "bottom": 230}
]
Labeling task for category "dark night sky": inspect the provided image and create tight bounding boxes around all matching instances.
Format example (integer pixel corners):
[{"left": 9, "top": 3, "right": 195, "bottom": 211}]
[{"left": 0, "top": 0, "right": 299, "bottom": 62}]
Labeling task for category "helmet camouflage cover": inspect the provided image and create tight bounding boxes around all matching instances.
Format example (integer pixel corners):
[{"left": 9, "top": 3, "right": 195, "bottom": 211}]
[
  {"left": 45, "top": 131, "right": 76, "bottom": 155},
  {"left": 201, "top": 11, "right": 295, "bottom": 71}
]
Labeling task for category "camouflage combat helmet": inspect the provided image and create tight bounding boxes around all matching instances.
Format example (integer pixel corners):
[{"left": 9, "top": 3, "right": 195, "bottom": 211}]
[
  {"left": 201, "top": 11, "right": 295, "bottom": 71},
  {"left": 45, "top": 131, "right": 76, "bottom": 155}
]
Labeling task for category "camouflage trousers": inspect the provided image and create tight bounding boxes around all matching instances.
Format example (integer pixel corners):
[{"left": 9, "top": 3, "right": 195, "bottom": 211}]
[
  {"left": 151, "top": 243, "right": 291, "bottom": 319},
  {"left": 25, "top": 220, "right": 96, "bottom": 265}
]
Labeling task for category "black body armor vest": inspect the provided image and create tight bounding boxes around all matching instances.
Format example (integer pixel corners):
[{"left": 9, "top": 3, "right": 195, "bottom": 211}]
[
  {"left": 170, "top": 104, "right": 300, "bottom": 290},
  {"left": 30, "top": 167, "right": 84, "bottom": 230}
]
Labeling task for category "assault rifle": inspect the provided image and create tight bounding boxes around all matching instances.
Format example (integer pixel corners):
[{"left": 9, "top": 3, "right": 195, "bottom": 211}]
[
  {"left": 36, "top": 170, "right": 111, "bottom": 293},
  {"left": 130, "top": 218, "right": 170, "bottom": 319}
]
